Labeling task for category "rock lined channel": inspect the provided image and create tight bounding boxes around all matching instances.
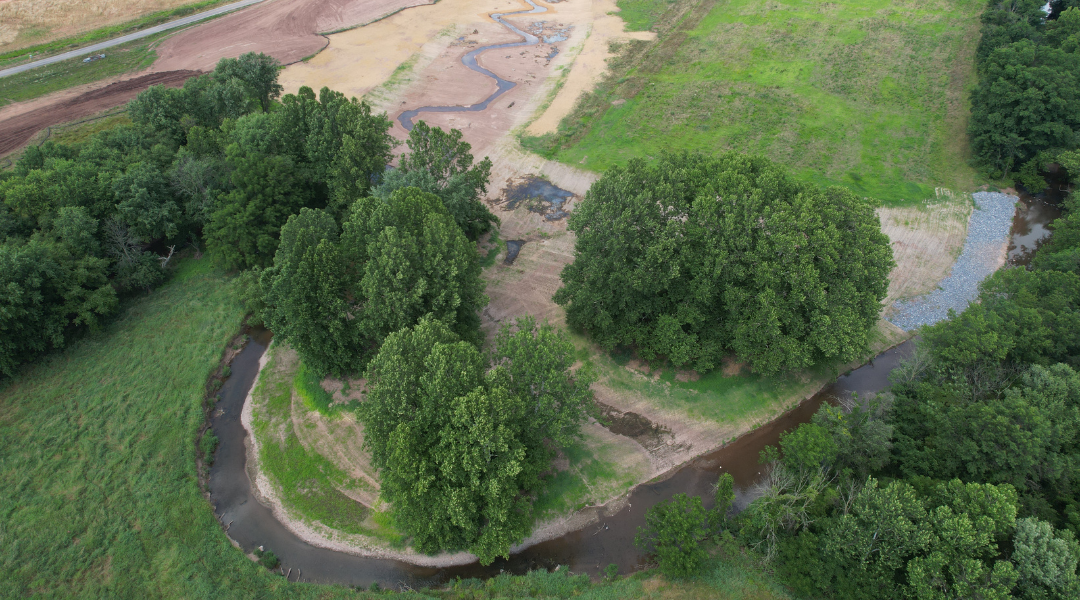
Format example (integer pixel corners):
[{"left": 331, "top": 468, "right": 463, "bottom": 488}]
[{"left": 888, "top": 191, "right": 1017, "bottom": 331}]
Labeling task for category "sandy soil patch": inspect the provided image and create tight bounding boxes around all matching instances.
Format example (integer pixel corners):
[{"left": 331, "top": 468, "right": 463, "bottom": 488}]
[
  {"left": 0, "top": 0, "right": 200, "bottom": 50},
  {"left": 524, "top": 0, "right": 655, "bottom": 135},
  {"left": 151, "top": 0, "right": 433, "bottom": 72},
  {"left": 280, "top": 0, "right": 651, "bottom": 158},
  {"left": 877, "top": 190, "right": 972, "bottom": 312}
]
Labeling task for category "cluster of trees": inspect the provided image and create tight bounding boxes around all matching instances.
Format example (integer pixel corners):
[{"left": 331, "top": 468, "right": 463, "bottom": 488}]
[
  {"left": 0, "top": 49, "right": 582, "bottom": 564},
  {"left": 554, "top": 151, "right": 893, "bottom": 374},
  {"left": 969, "top": 1, "right": 1080, "bottom": 185},
  {"left": 636, "top": 197, "right": 1080, "bottom": 597},
  {"left": 362, "top": 316, "right": 592, "bottom": 564},
  {"left": 0, "top": 53, "right": 293, "bottom": 376}
]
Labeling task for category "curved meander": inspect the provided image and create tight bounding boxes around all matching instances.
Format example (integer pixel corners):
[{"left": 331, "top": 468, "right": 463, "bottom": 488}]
[
  {"left": 208, "top": 331, "right": 914, "bottom": 588},
  {"left": 397, "top": 0, "right": 548, "bottom": 131}
]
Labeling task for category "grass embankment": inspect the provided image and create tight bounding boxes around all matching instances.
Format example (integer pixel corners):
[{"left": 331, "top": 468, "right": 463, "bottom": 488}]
[
  {"left": 583, "top": 319, "right": 907, "bottom": 443},
  {"left": 0, "top": 0, "right": 235, "bottom": 64},
  {"left": 250, "top": 345, "right": 402, "bottom": 544},
  {"left": 524, "top": 0, "right": 985, "bottom": 204},
  {"left": 0, "top": 33, "right": 167, "bottom": 108}
]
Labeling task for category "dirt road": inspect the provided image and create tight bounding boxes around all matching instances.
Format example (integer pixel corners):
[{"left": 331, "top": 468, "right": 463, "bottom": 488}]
[{"left": 0, "top": 70, "right": 197, "bottom": 155}]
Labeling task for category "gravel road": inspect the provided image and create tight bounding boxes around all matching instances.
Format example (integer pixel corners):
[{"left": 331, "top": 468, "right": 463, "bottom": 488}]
[{"left": 887, "top": 191, "right": 1017, "bottom": 331}]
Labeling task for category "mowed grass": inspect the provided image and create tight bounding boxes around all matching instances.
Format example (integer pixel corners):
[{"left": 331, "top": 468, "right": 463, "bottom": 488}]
[
  {"left": 526, "top": 0, "right": 985, "bottom": 204},
  {"left": 0, "top": 259, "right": 364, "bottom": 598},
  {"left": 0, "top": 33, "right": 166, "bottom": 108}
]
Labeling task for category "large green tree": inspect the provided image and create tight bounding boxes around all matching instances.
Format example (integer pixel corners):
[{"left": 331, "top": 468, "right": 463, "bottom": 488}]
[
  {"left": 262, "top": 187, "right": 487, "bottom": 374},
  {"left": 969, "top": 6, "right": 1080, "bottom": 176},
  {"left": 374, "top": 120, "right": 497, "bottom": 240},
  {"left": 554, "top": 151, "right": 892, "bottom": 374},
  {"left": 360, "top": 316, "right": 592, "bottom": 564}
]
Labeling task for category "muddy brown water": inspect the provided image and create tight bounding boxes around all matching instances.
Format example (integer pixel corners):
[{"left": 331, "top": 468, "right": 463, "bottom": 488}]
[
  {"left": 1009, "top": 177, "right": 1068, "bottom": 266},
  {"left": 208, "top": 329, "right": 914, "bottom": 588}
]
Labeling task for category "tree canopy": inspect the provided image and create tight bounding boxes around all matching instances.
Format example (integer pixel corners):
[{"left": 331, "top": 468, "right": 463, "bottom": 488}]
[
  {"left": 359, "top": 316, "right": 593, "bottom": 564},
  {"left": 553, "top": 151, "right": 893, "bottom": 374},
  {"left": 261, "top": 187, "right": 487, "bottom": 375},
  {"left": 969, "top": 3, "right": 1080, "bottom": 179},
  {"left": 373, "top": 120, "right": 498, "bottom": 240},
  {"left": 0, "top": 53, "right": 398, "bottom": 376}
]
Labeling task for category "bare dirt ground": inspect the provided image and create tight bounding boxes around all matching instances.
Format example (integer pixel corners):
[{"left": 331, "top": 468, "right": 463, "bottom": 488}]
[
  {"left": 0, "top": 0, "right": 199, "bottom": 50},
  {"left": 0, "top": 0, "right": 431, "bottom": 157},
  {"left": 877, "top": 190, "right": 973, "bottom": 312},
  {"left": 151, "top": 0, "right": 433, "bottom": 73},
  {"left": 0, "top": 69, "right": 197, "bottom": 155},
  {"left": 525, "top": 0, "right": 654, "bottom": 135}
]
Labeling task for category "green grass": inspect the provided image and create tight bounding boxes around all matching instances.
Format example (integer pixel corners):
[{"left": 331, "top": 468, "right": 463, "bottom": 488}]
[
  {"left": 251, "top": 345, "right": 403, "bottom": 545},
  {"left": 526, "top": 0, "right": 985, "bottom": 205},
  {"left": 0, "top": 0, "right": 234, "bottom": 66},
  {"left": 439, "top": 548, "right": 791, "bottom": 599},
  {"left": 617, "top": 0, "right": 681, "bottom": 32},
  {"left": 294, "top": 359, "right": 343, "bottom": 415},
  {"left": 480, "top": 230, "right": 502, "bottom": 268},
  {"left": 0, "top": 33, "right": 166, "bottom": 108},
  {"left": 533, "top": 442, "right": 624, "bottom": 518},
  {"left": 0, "top": 259, "right": 357, "bottom": 597}
]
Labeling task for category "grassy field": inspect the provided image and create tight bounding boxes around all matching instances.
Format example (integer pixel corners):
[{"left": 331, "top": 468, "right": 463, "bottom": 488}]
[
  {"left": 0, "top": 259, "right": 362, "bottom": 598},
  {"left": 0, "top": 33, "right": 168, "bottom": 109},
  {"left": 0, "top": 0, "right": 233, "bottom": 62},
  {"left": 524, "top": 0, "right": 985, "bottom": 205}
]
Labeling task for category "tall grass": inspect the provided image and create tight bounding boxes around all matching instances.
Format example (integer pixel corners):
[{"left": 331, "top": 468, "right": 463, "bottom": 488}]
[
  {"left": 0, "top": 259, "right": 359, "bottom": 598},
  {"left": 526, "top": 0, "right": 985, "bottom": 205}
]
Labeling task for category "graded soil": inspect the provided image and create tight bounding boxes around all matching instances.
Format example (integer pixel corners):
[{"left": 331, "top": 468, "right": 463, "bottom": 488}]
[
  {"left": 0, "top": 69, "right": 197, "bottom": 155},
  {"left": 1, "top": 0, "right": 432, "bottom": 157},
  {"left": 150, "top": 0, "right": 434, "bottom": 73}
]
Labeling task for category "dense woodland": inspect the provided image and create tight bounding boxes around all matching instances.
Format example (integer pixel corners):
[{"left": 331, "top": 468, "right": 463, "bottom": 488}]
[
  {"left": 970, "top": 2, "right": 1080, "bottom": 184},
  {"left": 637, "top": 197, "right": 1080, "bottom": 598}
]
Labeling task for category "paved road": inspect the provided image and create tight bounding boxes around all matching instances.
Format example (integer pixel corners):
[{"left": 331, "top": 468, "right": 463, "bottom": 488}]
[{"left": 0, "top": 0, "right": 265, "bottom": 79}]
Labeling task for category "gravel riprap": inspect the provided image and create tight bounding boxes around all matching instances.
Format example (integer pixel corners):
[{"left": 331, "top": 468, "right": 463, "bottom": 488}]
[{"left": 887, "top": 191, "right": 1017, "bottom": 331}]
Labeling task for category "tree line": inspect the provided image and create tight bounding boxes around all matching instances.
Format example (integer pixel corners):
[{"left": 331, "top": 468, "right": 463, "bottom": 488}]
[
  {"left": 636, "top": 193, "right": 1080, "bottom": 598},
  {"left": 969, "top": 0, "right": 1080, "bottom": 188}
]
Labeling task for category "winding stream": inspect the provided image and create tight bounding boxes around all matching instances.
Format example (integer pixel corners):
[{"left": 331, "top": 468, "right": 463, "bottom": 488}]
[
  {"left": 206, "top": 196, "right": 1066, "bottom": 589},
  {"left": 396, "top": 0, "right": 548, "bottom": 131},
  {"left": 209, "top": 333, "right": 915, "bottom": 588}
]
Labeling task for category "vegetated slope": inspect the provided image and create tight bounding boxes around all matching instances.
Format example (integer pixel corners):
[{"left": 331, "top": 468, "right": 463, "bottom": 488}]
[
  {"left": 525, "top": 0, "right": 984, "bottom": 204},
  {"left": 0, "top": 260, "right": 316, "bottom": 598}
]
